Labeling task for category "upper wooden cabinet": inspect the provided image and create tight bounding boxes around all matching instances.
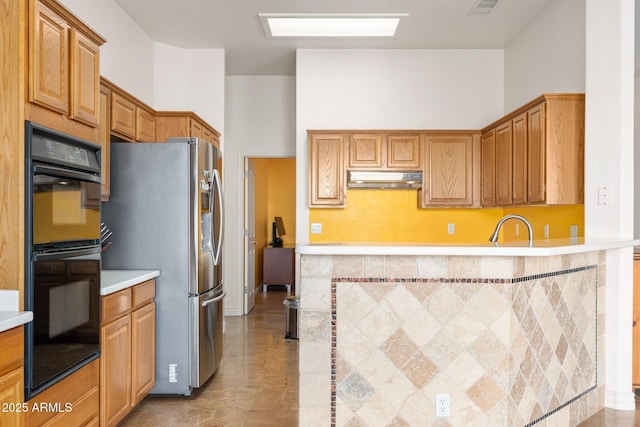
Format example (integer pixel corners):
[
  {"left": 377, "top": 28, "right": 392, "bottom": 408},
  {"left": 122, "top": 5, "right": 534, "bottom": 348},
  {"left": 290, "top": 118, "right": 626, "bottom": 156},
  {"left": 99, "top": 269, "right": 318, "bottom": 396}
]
[
  {"left": 111, "top": 91, "right": 136, "bottom": 139},
  {"left": 481, "top": 94, "right": 584, "bottom": 206},
  {"left": 348, "top": 133, "right": 421, "bottom": 170},
  {"left": 29, "top": 0, "right": 104, "bottom": 130},
  {"left": 512, "top": 112, "right": 528, "bottom": 205},
  {"left": 480, "top": 130, "right": 496, "bottom": 207},
  {"left": 99, "top": 84, "right": 111, "bottom": 201},
  {"left": 349, "top": 134, "right": 383, "bottom": 169},
  {"left": 101, "top": 78, "right": 157, "bottom": 143},
  {"left": 308, "top": 133, "right": 348, "bottom": 208},
  {"left": 135, "top": 106, "right": 156, "bottom": 142},
  {"left": 387, "top": 134, "right": 421, "bottom": 169},
  {"left": 495, "top": 121, "right": 513, "bottom": 206},
  {"left": 420, "top": 133, "right": 480, "bottom": 208},
  {"left": 155, "top": 112, "right": 221, "bottom": 148}
]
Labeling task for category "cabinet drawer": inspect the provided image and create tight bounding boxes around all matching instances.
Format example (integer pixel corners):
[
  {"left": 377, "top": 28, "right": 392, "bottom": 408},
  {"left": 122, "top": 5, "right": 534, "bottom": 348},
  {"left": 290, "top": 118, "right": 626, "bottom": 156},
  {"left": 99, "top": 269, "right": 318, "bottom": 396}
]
[
  {"left": 43, "top": 386, "right": 98, "bottom": 427},
  {"left": 26, "top": 359, "right": 99, "bottom": 427},
  {"left": 102, "top": 288, "right": 132, "bottom": 324},
  {"left": 132, "top": 280, "right": 156, "bottom": 308},
  {"left": 0, "top": 327, "right": 23, "bottom": 377}
]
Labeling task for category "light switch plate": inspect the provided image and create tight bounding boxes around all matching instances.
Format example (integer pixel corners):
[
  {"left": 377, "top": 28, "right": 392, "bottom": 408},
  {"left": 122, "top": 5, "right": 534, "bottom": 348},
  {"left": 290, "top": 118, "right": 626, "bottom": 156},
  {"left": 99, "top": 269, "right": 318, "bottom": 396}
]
[{"left": 311, "top": 223, "right": 322, "bottom": 234}]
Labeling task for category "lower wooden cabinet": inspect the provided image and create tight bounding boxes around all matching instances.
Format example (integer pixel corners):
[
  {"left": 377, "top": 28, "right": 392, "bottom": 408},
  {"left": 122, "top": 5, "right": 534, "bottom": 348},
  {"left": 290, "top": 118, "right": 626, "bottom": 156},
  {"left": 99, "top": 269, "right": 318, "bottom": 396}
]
[
  {"left": 0, "top": 327, "right": 24, "bottom": 427},
  {"left": 101, "top": 314, "right": 132, "bottom": 426},
  {"left": 101, "top": 279, "right": 156, "bottom": 427},
  {"left": 131, "top": 302, "right": 155, "bottom": 405}
]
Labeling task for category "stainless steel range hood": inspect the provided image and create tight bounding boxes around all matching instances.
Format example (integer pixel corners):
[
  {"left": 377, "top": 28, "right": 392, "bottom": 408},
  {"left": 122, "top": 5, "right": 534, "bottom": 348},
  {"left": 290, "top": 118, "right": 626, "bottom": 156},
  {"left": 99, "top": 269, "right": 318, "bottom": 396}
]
[{"left": 347, "top": 170, "right": 423, "bottom": 189}]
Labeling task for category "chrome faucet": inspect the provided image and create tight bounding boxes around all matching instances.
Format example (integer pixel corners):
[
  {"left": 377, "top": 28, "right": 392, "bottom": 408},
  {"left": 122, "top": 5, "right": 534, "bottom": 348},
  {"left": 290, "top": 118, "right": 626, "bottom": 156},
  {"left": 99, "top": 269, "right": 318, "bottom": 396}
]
[{"left": 489, "top": 214, "right": 533, "bottom": 247}]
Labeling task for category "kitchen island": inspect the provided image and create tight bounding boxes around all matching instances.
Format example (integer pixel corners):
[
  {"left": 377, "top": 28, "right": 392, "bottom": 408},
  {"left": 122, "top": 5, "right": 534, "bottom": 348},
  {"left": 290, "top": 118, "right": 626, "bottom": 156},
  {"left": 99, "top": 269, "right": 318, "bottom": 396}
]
[{"left": 296, "top": 238, "right": 636, "bottom": 427}]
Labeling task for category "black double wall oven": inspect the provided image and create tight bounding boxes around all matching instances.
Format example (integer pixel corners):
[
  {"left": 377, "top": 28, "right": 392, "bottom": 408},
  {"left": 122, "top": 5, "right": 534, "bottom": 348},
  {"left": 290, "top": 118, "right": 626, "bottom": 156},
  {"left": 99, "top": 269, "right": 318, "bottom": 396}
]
[{"left": 25, "top": 121, "right": 102, "bottom": 400}]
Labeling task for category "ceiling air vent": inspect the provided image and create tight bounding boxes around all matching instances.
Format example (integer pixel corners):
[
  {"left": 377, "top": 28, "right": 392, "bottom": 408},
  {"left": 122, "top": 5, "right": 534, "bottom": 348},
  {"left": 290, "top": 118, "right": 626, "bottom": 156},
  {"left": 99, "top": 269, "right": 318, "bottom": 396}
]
[{"left": 470, "top": 0, "right": 500, "bottom": 15}]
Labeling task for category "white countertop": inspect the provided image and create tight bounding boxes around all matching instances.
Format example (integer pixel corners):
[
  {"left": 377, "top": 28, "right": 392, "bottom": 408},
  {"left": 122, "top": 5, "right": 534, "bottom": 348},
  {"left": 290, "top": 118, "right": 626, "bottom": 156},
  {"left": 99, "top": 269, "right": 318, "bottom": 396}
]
[
  {"left": 101, "top": 270, "right": 161, "bottom": 295},
  {"left": 0, "top": 290, "right": 33, "bottom": 333},
  {"left": 296, "top": 237, "right": 639, "bottom": 257}
]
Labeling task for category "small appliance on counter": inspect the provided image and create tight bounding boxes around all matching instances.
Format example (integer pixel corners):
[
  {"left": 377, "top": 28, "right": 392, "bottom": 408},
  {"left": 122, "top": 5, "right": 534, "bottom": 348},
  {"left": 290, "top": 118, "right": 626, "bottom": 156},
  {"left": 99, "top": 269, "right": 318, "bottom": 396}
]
[{"left": 102, "top": 137, "right": 224, "bottom": 396}]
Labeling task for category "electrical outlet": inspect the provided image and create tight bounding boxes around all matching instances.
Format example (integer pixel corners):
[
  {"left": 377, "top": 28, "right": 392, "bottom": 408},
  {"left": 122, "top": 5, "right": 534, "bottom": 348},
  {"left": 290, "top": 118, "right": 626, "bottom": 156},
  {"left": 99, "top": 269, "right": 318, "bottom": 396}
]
[
  {"left": 544, "top": 224, "right": 549, "bottom": 239},
  {"left": 598, "top": 185, "right": 612, "bottom": 206},
  {"left": 515, "top": 223, "right": 520, "bottom": 236},
  {"left": 311, "top": 223, "right": 322, "bottom": 234},
  {"left": 447, "top": 223, "right": 455, "bottom": 235},
  {"left": 435, "top": 393, "right": 450, "bottom": 417}
]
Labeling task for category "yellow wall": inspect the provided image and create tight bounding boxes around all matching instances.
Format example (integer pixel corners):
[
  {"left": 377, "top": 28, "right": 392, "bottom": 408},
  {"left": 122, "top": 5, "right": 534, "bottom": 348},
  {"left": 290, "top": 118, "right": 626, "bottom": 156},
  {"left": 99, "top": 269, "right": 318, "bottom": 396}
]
[
  {"left": 263, "top": 158, "right": 296, "bottom": 246},
  {"left": 309, "top": 189, "right": 584, "bottom": 243}
]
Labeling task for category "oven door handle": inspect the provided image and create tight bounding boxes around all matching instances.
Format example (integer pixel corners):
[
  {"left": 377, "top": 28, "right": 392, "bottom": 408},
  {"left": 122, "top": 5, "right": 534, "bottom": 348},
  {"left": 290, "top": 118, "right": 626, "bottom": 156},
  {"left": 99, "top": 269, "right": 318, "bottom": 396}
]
[
  {"left": 33, "top": 246, "right": 101, "bottom": 261},
  {"left": 34, "top": 164, "right": 101, "bottom": 184}
]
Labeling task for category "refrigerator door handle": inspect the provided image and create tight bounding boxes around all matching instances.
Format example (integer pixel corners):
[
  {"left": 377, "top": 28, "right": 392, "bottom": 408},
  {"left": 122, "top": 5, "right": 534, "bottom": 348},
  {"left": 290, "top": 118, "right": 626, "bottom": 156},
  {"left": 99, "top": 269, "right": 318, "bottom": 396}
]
[
  {"left": 201, "top": 290, "right": 226, "bottom": 307},
  {"left": 212, "top": 168, "right": 224, "bottom": 266}
]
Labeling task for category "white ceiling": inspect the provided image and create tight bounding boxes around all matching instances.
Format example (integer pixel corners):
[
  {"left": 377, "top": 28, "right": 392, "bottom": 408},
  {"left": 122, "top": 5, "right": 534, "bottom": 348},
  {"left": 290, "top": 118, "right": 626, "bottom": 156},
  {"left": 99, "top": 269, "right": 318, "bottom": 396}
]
[{"left": 113, "top": 0, "right": 582, "bottom": 76}]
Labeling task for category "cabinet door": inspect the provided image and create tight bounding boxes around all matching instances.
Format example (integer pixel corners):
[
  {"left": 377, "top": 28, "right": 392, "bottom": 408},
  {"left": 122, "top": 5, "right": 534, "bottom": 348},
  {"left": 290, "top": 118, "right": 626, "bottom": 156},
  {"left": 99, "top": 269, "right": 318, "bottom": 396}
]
[
  {"left": 69, "top": 28, "right": 100, "bottom": 127},
  {"left": 0, "top": 368, "right": 23, "bottom": 427},
  {"left": 30, "top": 0, "right": 69, "bottom": 114},
  {"left": 386, "top": 134, "right": 421, "bottom": 169},
  {"left": 527, "top": 102, "right": 546, "bottom": 203},
  {"left": 202, "top": 127, "right": 216, "bottom": 146},
  {"left": 99, "top": 85, "right": 111, "bottom": 201},
  {"left": 101, "top": 315, "right": 132, "bottom": 427},
  {"left": 349, "top": 134, "right": 383, "bottom": 169},
  {"left": 512, "top": 112, "right": 528, "bottom": 205},
  {"left": 190, "top": 119, "right": 203, "bottom": 139},
  {"left": 111, "top": 93, "right": 136, "bottom": 139},
  {"left": 480, "top": 130, "right": 496, "bottom": 207},
  {"left": 135, "top": 107, "right": 156, "bottom": 142},
  {"left": 495, "top": 121, "right": 513, "bottom": 206},
  {"left": 131, "top": 303, "right": 155, "bottom": 405},
  {"left": 422, "top": 135, "right": 473, "bottom": 207},
  {"left": 309, "top": 134, "right": 347, "bottom": 207}
]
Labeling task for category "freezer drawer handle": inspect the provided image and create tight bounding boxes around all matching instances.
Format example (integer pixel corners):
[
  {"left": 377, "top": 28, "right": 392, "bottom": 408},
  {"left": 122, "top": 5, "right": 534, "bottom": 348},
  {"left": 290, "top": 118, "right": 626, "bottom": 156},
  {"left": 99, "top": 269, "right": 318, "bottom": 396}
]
[{"left": 201, "top": 291, "right": 226, "bottom": 307}]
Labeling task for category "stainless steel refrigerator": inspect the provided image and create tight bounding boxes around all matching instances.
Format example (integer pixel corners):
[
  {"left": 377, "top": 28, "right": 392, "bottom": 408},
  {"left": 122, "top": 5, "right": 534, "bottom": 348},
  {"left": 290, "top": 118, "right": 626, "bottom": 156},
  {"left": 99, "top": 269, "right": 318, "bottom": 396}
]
[{"left": 102, "top": 137, "right": 224, "bottom": 396}]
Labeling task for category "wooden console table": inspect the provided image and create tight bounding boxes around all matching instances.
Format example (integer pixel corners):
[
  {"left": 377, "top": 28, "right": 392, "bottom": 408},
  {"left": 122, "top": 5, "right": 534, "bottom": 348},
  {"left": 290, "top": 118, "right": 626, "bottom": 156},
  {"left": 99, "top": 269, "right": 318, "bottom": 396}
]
[{"left": 262, "top": 246, "right": 294, "bottom": 294}]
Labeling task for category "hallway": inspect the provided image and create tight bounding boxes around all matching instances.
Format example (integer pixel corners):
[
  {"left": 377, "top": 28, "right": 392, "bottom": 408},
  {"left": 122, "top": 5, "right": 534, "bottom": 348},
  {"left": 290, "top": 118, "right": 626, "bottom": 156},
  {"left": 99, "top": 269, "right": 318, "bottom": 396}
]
[{"left": 120, "top": 289, "right": 298, "bottom": 426}]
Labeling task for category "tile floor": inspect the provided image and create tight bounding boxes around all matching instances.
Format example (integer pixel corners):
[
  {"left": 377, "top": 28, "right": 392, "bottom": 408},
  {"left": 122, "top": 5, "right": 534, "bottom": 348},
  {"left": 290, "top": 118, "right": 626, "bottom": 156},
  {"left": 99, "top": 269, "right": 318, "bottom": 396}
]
[
  {"left": 117, "top": 288, "right": 637, "bottom": 427},
  {"left": 120, "top": 288, "right": 299, "bottom": 427}
]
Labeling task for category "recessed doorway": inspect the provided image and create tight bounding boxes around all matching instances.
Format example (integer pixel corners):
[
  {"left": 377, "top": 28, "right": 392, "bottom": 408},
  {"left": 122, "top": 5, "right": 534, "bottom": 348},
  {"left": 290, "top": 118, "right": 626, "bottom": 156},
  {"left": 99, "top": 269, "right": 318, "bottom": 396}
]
[{"left": 243, "top": 157, "right": 296, "bottom": 314}]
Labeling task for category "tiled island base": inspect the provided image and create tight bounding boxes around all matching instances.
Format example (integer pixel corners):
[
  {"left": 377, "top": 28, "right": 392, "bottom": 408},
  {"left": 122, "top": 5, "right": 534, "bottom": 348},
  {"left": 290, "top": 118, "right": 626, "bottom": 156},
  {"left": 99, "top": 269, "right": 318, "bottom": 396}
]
[{"left": 298, "top": 253, "right": 605, "bottom": 427}]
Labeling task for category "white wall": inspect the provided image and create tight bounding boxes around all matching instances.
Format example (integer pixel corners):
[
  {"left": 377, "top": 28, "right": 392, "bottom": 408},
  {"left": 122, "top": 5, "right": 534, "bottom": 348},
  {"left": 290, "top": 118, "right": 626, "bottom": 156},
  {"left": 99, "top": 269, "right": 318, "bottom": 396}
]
[
  {"left": 58, "top": 0, "right": 155, "bottom": 105},
  {"left": 154, "top": 43, "right": 225, "bottom": 133},
  {"left": 636, "top": 73, "right": 640, "bottom": 240},
  {"left": 503, "top": 0, "right": 586, "bottom": 111},
  {"left": 295, "top": 49, "right": 504, "bottom": 244},
  {"left": 585, "top": 0, "right": 636, "bottom": 410},
  {"left": 224, "top": 76, "right": 296, "bottom": 315},
  {"left": 59, "top": 1, "right": 225, "bottom": 134}
]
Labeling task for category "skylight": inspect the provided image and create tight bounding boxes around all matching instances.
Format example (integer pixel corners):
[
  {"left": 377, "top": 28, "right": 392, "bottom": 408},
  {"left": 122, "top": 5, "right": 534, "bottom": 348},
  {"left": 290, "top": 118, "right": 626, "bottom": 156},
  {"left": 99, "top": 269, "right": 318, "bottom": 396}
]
[{"left": 259, "top": 13, "right": 408, "bottom": 38}]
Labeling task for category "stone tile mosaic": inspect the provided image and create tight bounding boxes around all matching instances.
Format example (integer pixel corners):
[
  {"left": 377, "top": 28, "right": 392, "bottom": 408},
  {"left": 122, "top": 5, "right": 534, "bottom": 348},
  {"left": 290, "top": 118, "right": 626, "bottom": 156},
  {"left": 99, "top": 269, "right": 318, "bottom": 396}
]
[{"left": 330, "top": 266, "right": 598, "bottom": 427}]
